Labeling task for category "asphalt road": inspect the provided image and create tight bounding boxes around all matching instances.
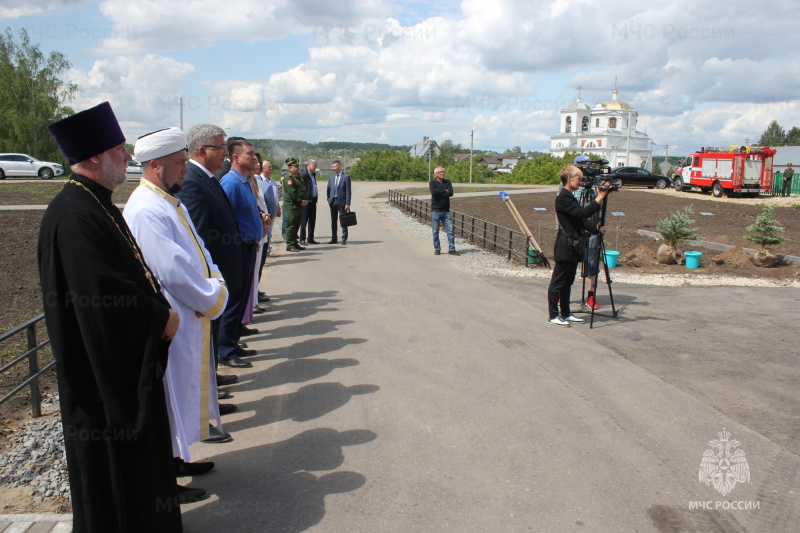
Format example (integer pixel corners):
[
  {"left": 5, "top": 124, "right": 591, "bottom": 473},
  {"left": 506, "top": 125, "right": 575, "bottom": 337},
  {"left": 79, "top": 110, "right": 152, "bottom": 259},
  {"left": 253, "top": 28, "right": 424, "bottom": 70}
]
[{"left": 180, "top": 183, "right": 799, "bottom": 533}]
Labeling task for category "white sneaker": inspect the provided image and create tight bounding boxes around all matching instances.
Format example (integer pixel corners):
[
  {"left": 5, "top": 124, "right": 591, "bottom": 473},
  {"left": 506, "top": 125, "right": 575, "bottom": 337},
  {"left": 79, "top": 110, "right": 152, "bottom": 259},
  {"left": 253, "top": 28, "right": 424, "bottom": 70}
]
[
  {"left": 548, "top": 316, "right": 571, "bottom": 327},
  {"left": 564, "top": 315, "right": 585, "bottom": 324}
]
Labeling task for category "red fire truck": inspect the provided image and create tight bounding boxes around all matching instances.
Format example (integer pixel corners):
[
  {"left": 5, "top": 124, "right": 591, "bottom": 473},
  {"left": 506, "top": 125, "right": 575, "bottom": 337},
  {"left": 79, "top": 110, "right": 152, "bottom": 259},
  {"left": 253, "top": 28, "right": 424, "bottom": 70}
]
[{"left": 672, "top": 146, "right": 776, "bottom": 197}]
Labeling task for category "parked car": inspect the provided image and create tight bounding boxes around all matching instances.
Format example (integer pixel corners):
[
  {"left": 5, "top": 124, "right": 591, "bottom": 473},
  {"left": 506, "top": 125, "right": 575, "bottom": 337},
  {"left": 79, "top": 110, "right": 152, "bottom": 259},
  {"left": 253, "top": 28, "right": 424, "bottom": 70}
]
[
  {"left": 0, "top": 153, "right": 64, "bottom": 180},
  {"left": 126, "top": 159, "right": 143, "bottom": 178},
  {"left": 608, "top": 166, "right": 671, "bottom": 189}
]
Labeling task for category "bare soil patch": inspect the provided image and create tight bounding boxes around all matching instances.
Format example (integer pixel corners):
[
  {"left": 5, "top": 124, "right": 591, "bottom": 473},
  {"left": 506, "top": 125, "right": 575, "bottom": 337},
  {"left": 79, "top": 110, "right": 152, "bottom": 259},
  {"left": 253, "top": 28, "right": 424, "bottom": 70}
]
[{"left": 450, "top": 188, "right": 800, "bottom": 281}]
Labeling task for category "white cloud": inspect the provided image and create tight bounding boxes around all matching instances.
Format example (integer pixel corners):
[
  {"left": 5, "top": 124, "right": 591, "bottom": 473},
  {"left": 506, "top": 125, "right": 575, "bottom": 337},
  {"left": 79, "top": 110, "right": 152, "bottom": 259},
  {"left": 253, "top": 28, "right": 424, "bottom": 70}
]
[
  {"left": 49, "top": 0, "right": 800, "bottom": 151},
  {"left": 94, "top": 0, "right": 388, "bottom": 54},
  {"left": 0, "top": 0, "right": 84, "bottom": 19},
  {"left": 67, "top": 55, "right": 195, "bottom": 136}
]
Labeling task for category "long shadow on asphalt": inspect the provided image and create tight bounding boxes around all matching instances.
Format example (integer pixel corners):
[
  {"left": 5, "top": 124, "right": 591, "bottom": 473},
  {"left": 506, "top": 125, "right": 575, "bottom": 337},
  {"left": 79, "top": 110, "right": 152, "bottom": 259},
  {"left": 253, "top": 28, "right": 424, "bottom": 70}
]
[
  {"left": 182, "top": 428, "right": 376, "bottom": 531},
  {"left": 246, "top": 319, "right": 355, "bottom": 342},
  {"left": 221, "top": 382, "right": 380, "bottom": 432},
  {"left": 251, "top": 336, "right": 368, "bottom": 361},
  {"left": 231, "top": 358, "right": 361, "bottom": 392},
  {"left": 252, "top": 299, "right": 342, "bottom": 323}
]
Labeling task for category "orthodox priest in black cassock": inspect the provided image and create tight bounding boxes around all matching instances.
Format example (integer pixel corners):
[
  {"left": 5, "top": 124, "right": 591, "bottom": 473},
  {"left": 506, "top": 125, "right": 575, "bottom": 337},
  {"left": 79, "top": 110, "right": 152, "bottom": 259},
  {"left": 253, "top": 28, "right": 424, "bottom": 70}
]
[{"left": 38, "top": 102, "right": 182, "bottom": 532}]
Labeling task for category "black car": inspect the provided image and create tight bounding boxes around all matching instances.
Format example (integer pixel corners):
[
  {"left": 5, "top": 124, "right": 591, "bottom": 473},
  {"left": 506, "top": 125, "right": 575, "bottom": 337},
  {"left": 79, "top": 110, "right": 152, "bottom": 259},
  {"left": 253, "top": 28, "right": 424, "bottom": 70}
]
[{"left": 608, "top": 166, "right": 671, "bottom": 189}]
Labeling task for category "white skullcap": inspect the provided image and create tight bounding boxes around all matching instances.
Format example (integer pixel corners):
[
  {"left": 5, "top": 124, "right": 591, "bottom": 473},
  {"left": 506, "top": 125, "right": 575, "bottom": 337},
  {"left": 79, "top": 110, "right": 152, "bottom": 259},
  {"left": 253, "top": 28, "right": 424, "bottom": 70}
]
[{"left": 134, "top": 127, "right": 187, "bottom": 162}]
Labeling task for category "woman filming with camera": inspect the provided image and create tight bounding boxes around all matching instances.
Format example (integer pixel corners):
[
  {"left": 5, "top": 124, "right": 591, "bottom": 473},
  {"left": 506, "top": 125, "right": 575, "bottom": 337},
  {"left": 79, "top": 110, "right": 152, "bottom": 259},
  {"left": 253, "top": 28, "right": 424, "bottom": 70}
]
[{"left": 547, "top": 165, "right": 610, "bottom": 327}]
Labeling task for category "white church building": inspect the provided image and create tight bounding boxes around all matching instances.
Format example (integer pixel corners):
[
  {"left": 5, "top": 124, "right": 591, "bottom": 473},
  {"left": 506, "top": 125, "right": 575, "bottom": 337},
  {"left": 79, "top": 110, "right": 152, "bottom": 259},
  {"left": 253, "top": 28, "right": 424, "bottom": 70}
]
[{"left": 550, "top": 88, "right": 653, "bottom": 168}]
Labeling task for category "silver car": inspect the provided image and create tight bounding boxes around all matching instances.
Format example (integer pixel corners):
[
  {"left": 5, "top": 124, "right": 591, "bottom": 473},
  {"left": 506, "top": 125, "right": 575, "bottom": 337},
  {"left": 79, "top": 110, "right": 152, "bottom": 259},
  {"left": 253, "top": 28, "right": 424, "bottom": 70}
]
[{"left": 0, "top": 153, "right": 64, "bottom": 180}]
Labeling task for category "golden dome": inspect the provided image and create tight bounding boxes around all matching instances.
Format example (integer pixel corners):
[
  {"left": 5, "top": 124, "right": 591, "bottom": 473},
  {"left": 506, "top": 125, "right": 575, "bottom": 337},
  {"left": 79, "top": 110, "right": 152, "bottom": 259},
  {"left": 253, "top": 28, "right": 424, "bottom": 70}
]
[
  {"left": 595, "top": 88, "right": 634, "bottom": 111},
  {"left": 565, "top": 102, "right": 591, "bottom": 110}
]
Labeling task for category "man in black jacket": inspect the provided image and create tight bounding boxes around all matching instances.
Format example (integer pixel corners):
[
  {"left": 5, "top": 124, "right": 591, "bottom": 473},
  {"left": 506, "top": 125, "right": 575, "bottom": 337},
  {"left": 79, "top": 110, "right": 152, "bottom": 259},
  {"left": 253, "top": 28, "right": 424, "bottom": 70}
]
[
  {"left": 299, "top": 159, "right": 319, "bottom": 244},
  {"left": 430, "top": 167, "right": 459, "bottom": 255},
  {"left": 177, "top": 125, "right": 252, "bottom": 370},
  {"left": 547, "top": 165, "right": 609, "bottom": 326}
]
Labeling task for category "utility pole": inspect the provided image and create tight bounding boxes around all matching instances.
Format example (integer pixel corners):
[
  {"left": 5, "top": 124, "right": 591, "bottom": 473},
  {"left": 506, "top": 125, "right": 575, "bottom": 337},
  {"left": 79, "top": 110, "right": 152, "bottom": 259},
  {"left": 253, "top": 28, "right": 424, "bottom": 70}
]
[
  {"left": 469, "top": 129, "right": 474, "bottom": 184},
  {"left": 625, "top": 109, "right": 632, "bottom": 166},
  {"left": 664, "top": 145, "right": 669, "bottom": 174}
]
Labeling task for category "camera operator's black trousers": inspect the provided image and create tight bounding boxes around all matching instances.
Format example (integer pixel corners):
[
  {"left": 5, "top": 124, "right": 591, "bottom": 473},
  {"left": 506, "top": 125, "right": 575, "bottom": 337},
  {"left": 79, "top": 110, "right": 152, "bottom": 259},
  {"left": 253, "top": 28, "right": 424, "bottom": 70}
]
[{"left": 548, "top": 260, "right": 579, "bottom": 318}]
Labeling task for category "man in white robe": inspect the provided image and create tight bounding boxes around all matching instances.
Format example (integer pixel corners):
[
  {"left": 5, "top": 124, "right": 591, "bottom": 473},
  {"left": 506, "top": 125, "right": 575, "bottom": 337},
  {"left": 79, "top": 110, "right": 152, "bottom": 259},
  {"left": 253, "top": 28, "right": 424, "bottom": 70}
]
[{"left": 123, "top": 128, "right": 229, "bottom": 486}]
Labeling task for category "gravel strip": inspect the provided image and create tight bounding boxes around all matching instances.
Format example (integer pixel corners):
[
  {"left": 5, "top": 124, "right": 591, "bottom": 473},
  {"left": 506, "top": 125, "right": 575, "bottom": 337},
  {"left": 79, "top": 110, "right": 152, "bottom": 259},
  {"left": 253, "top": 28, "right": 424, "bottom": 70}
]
[
  {"left": 636, "top": 186, "right": 800, "bottom": 206},
  {"left": 375, "top": 202, "right": 800, "bottom": 288},
  {"left": 0, "top": 394, "right": 69, "bottom": 504}
]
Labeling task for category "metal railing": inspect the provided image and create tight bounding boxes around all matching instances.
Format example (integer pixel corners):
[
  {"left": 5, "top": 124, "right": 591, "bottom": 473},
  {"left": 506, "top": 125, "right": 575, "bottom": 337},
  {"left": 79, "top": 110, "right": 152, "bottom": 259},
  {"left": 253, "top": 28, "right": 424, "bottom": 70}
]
[
  {"left": 387, "top": 190, "right": 537, "bottom": 265},
  {"left": 0, "top": 313, "right": 54, "bottom": 418}
]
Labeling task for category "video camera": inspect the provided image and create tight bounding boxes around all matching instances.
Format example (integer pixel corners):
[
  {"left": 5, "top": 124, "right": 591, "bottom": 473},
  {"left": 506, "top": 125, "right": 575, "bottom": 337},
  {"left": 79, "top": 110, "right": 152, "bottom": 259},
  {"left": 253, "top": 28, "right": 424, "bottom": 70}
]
[{"left": 577, "top": 158, "right": 615, "bottom": 192}]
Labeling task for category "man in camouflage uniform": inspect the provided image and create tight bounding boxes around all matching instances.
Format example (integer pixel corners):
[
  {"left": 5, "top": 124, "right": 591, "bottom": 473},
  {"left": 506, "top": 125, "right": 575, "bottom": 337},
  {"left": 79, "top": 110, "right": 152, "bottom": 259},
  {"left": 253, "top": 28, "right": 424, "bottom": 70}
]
[{"left": 283, "top": 157, "right": 308, "bottom": 252}]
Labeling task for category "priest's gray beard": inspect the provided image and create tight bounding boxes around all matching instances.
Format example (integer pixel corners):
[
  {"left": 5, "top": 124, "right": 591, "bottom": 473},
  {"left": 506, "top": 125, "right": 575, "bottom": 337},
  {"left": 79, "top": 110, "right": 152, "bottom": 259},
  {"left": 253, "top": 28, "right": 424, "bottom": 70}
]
[{"left": 98, "top": 155, "right": 128, "bottom": 191}]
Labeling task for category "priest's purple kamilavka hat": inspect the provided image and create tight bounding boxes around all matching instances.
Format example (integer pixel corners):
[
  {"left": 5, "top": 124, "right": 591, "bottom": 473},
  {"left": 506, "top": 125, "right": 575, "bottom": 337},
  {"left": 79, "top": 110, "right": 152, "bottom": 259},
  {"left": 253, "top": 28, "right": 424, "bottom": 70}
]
[{"left": 48, "top": 102, "right": 126, "bottom": 165}]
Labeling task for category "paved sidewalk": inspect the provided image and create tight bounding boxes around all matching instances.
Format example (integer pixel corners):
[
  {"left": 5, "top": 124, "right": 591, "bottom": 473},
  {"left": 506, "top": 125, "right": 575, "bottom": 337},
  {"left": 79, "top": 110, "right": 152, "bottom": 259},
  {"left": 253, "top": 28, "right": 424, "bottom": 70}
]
[
  {"left": 0, "top": 515, "right": 72, "bottom": 532},
  {"left": 177, "top": 183, "right": 798, "bottom": 531}
]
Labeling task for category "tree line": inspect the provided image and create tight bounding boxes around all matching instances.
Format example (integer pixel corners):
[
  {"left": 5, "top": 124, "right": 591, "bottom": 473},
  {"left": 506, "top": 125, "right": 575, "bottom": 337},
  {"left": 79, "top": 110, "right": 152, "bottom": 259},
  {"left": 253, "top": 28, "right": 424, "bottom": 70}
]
[
  {"left": 0, "top": 28, "right": 75, "bottom": 164},
  {"left": 758, "top": 120, "right": 800, "bottom": 147}
]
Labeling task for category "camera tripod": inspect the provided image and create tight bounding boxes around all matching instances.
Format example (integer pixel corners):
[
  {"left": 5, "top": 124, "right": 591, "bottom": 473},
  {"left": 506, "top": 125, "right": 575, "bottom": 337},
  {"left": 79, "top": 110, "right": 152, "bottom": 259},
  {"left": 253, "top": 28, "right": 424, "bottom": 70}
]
[{"left": 579, "top": 188, "right": 619, "bottom": 328}]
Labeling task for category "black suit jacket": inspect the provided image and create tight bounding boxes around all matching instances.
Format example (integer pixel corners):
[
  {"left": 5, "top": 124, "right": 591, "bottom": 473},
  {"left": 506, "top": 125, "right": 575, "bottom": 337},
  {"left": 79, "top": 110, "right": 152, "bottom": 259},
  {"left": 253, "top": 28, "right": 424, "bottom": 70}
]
[
  {"left": 177, "top": 161, "right": 244, "bottom": 295},
  {"left": 299, "top": 170, "right": 318, "bottom": 203},
  {"left": 553, "top": 187, "right": 601, "bottom": 262}
]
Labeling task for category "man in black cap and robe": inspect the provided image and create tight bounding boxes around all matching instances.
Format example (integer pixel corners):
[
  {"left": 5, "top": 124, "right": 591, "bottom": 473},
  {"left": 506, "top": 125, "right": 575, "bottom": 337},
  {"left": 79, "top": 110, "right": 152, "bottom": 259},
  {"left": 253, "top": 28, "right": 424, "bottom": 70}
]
[{"left": 38, "top": 101, "right": 184, "bottom": 532}]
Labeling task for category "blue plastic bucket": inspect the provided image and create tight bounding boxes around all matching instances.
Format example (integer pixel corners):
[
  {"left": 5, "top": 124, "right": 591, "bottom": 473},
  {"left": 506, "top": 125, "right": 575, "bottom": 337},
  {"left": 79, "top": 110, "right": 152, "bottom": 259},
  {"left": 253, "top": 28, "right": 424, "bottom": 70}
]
[
  {"left": 604, "top": 250, "right": 620, "bottom": 268},
  {"left": 685, "top": 251, "right": 702, "bottom": 269}
]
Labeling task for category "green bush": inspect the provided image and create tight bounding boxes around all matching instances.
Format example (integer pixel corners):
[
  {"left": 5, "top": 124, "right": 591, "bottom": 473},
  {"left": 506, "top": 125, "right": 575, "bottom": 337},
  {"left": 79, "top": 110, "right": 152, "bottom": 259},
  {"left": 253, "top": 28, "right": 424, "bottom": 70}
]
[
  {"left": 744, "top": 204, "right": 786, "bottom": 250},
  {"left": 657, "top": 206, "right": 698, "bottom": 249}
]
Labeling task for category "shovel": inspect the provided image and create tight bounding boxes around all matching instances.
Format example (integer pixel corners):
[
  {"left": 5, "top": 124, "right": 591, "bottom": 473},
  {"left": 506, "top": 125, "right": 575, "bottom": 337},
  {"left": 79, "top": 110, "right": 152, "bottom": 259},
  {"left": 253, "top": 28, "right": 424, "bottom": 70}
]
[{"left": 498, "top": 191, "right": 551, "bottom": 268}]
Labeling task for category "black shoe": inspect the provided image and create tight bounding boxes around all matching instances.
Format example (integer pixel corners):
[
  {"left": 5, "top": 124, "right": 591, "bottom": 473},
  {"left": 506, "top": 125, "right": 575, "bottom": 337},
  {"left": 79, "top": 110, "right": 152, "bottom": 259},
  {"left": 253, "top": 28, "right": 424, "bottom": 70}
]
[
  {"left": 328, "top": 239, "right": 337, "bottom": 244},
  {"left": 202, "top": 425, "right": 233, "bottom": 443},
  {"left": 177, "top": 484, "right": 207, "bottom": 504},
  {"left": 216, "top": 374, "right": 238, "bottom": 386},
  {"left": 295, "top": 245, "right": 306, "bottom": 250},
  {"left": 341, "top": 239, "right": 347, "bottom": 245},
  {"left": 434, "top": 249, "right": 441, "bottom": 255},
  {"left": 448, "top": 250, "right": 459, "bottom": 256},
  {"left": 258, "top": 291, "right": 266, "bottom": 298},
  {"left": 218, "top": 390, "right": 232, "bottom": 400},
  {"left": 258, "top": 294, "right": 270, "bottom": 303},
  {"left": 307, "top": 239, "right": 320, "bottom": 244},
  {"left": 219, "top": 403, "right": 238, "bottom": 415},
  {"left": 299, "top": 240, "right": 307, "bottom": 246},
  {"left": 175, "top": 457, "right": 215, "bottom": 477},
  {"left": 220, "top": 356, "right": 252, "bottom": 368},
  {"left": 253, "top": 306, "right": 266, "bottom": 314},
  {"left": 234, "top": 347, "right": 257, "bottom": 357},
  {"left": 240, "top": 325, "right": 259, "bottom": 336},
  {"left": 287, "top": 247, "right": 300, "bottom": 252},
  {"left": 238, "top": 341, "right": 248, "bottom": 349}
]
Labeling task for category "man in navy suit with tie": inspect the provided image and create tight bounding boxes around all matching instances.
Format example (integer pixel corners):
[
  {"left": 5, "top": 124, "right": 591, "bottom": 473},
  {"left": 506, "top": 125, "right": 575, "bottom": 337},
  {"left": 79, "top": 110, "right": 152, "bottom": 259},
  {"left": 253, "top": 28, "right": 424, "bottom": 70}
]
[
  {"left": 327, "top": 159, "right": 352, "bottom": 244},
  {"left": 177, "top": 124, "right": 253, "bottom": 372}
]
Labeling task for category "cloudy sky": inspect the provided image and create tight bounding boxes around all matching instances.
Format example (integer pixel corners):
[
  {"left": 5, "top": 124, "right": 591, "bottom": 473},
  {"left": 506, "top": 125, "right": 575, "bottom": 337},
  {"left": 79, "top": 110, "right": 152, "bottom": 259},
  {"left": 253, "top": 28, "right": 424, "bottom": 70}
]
[{"left": 5, "top": 0, "right": 800, "bottom": 157}]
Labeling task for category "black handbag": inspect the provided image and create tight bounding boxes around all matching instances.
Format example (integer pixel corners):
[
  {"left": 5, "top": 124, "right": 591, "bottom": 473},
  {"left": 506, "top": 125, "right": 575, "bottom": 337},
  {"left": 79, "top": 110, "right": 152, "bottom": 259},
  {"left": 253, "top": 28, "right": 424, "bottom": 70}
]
[
  {"left": 554, "top": 229, "right": 587, "bottom": 262},
  {"left": 339, "top": 210, "right": 357, "bottom": 228}
]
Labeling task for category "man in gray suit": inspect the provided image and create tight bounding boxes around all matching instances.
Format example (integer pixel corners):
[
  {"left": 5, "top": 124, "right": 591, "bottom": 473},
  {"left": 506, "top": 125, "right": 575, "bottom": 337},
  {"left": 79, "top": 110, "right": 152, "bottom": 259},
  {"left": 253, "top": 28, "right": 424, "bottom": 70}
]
[{"left": 327, "top": 159, "right": 351, "bottom": 244}]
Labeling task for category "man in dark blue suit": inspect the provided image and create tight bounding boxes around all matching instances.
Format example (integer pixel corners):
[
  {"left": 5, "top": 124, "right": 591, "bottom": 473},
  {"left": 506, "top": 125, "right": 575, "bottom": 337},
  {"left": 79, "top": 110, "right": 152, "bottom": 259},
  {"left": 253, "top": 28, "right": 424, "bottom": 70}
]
[
  {"left": 299, "top": 159, "right": 320, "bottom": 245},
  {"left": 327, "top": 159, "right": 352, "bottom": 244},
  {"left": 177, "top": 124, "right": 252, "bottom": 371}
]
